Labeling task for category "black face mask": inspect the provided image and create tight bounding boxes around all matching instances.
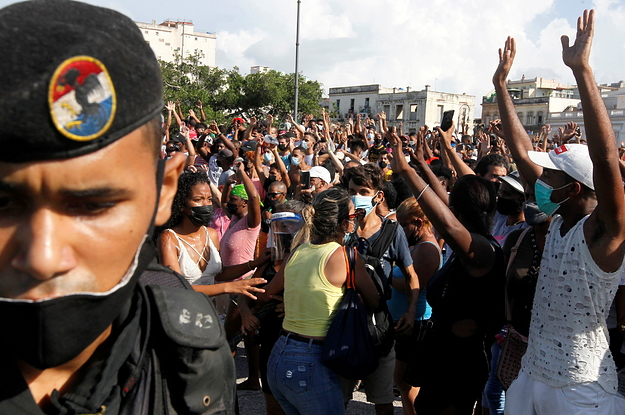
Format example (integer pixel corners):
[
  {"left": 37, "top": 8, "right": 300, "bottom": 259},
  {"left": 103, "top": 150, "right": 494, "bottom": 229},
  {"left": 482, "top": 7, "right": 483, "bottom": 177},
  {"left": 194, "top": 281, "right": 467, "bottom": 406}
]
[
  {"left": 187, "top": 205, "right": 214, "bottom": 227},
  {"left": 379, "top": 161, "right": 388, "bottom": 169},
  {"left": 0, "top": 160, "right": 165, "bottom": 370},
  {"left": 226, "top": 203, "right": 240, "bottom": 215},
  {"left": 0, "top": 238, "right": 154, "bottom": 369},
  {"left": 264, "top": 198, "right": 281, "bottom": 209},
  {"left": 523, "top": 201, "right": 549, "bottom": 226},
  {"left": 496, "top": 197, "right": 524, "bottom": 216},
  {"left": 278, "top": 144, "right": 288, "bottom": 152}
]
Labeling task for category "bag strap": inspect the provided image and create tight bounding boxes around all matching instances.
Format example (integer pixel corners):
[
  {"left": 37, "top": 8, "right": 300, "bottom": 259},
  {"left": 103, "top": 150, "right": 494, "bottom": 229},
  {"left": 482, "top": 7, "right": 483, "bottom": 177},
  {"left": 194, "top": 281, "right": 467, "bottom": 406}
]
[
  {"left": 368, "top": 219, "right": 398, "bottom": 259},
  {"left": 505, "top": 226, "right": 531, "bottom": 322},
  {"left": 344, "top": 246, "right": 356, "bottom": 289}
]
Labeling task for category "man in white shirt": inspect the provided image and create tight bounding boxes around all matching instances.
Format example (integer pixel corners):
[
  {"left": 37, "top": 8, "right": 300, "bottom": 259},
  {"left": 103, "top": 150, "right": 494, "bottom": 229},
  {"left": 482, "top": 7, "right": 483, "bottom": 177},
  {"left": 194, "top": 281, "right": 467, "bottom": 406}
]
[{"left": 492, "top": 10, "right": 625, "bottom": 414}]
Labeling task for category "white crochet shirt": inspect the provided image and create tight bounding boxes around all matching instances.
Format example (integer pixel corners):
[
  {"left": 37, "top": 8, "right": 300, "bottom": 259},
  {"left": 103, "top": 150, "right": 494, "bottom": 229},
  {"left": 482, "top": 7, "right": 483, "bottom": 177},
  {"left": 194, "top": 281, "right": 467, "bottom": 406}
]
[{"left": 522, "top": 215, "right": 624, "bottom": 394}]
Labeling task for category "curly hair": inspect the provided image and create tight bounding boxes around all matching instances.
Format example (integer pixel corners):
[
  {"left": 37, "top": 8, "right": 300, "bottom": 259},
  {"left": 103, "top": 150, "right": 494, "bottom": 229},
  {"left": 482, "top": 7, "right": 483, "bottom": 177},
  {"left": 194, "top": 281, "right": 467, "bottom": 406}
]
[{"left": 161, "top": 171, "right": 210, "bottom": 230}]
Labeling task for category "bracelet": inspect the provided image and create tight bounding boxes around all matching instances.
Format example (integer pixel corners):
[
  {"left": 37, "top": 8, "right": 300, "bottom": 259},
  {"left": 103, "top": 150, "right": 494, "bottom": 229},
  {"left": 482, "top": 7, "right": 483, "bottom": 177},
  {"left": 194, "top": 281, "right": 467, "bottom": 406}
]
[
  {"left": 247, "top": 260, "right": 253, "bottom": 270},
  {"left": 416, "top": 184, "right": 430, "bottom": 201}
]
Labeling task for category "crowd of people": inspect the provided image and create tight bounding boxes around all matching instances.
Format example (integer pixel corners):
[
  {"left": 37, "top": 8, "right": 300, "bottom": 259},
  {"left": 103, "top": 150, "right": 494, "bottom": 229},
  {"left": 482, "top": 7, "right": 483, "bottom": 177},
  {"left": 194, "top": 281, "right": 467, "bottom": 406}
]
[{"left": 2, "top": 2, "right": 625, "bottom": 415}]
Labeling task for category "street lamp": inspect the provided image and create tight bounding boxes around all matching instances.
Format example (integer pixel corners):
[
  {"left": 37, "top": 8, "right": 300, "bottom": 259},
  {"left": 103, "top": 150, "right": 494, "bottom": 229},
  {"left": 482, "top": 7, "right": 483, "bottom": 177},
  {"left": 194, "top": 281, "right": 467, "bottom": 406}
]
[{"left": 294, "top": 0, "right": 301, "bottom": 120}]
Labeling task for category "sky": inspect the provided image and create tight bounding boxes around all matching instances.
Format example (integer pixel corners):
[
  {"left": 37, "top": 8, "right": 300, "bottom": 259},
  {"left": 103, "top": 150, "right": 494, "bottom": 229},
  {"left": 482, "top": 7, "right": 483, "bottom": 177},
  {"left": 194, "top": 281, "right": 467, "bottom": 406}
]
[{"left": 2, "top": 0, "right": 625, "bottom": 116}]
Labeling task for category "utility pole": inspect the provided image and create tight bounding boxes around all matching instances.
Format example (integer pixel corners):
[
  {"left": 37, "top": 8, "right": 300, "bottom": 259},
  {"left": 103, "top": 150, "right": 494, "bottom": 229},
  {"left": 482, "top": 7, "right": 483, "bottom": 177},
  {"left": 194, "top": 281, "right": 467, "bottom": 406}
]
[{"left": 293, "top": 0, "right": 301, "bottom": 120}]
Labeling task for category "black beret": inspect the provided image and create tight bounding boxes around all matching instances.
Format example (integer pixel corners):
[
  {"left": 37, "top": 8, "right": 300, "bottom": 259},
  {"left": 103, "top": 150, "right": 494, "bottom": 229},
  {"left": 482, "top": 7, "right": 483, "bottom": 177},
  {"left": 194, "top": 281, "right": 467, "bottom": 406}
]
[{"left": 0, "top": 0, "right": 163, "bottom": 162}]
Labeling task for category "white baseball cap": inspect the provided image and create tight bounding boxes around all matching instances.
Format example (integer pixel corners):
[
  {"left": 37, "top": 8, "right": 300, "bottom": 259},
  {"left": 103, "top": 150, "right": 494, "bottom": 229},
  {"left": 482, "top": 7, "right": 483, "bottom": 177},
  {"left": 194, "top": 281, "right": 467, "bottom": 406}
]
[
  {"left": 528, "top": 144, "right": 594, "bottom": 190},
  {"left": 309, "top": 166, "right": 331, "bottom": 184}
]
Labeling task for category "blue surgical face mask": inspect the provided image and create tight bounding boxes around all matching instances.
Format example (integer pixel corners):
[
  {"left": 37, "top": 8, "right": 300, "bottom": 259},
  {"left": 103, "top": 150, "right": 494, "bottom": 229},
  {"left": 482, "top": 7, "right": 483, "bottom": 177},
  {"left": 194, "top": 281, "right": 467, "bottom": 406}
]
[
  {"left": 534, "top": 179, "right": 572, "bottom": 217},
  {"left": 367, "top": 133, "right": 374, "bottom": 140},
  {"left": 351, "top": 193, "right": 379, "bottom": 217},
  {"left": 290, "top": 156, "right": 301, "bottom": 166},
  {"left": 300, "top": 141, "right": 309, "bottom": 150},
  {"left": 263, "top": 152, "right": 273, "bottom": 163}
]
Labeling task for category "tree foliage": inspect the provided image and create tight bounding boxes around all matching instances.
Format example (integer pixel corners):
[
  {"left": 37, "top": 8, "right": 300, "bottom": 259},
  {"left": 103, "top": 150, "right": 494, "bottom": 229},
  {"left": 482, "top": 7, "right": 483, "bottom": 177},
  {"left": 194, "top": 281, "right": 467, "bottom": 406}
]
[{"left": 160, "top": 52, "right": 323, "bottom": 124}]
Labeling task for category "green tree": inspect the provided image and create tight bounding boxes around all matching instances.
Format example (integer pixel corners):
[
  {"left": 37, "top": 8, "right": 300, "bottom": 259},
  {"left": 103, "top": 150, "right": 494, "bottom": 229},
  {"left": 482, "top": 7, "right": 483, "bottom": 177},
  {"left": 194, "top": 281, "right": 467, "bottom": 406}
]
[{"left": 159, "top": 53, "right": 323, "bottom": 125}]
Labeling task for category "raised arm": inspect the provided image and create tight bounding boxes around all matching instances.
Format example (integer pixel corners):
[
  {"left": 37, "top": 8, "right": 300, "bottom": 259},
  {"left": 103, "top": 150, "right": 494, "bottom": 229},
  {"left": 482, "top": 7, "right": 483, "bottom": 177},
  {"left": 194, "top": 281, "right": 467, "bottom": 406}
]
[
  {"left": 437, "top": 123, "right": 475, "bottom": 178},
  {"left": 235, "top": 160, "right": 261, "bottom": 229},
  {"left": 196, "top": 100, "right": 207, "bottom": 122},
  {"left": 271, "top": 146, "right": 291, "bottom": 188},
  {"left": 286, "top": 113, "right": 305, "bottom": 136},
  {"left": 564, "top": 10, "right": 625, "bottom": 264},
  {"left": 388, "top": 133, "right": 496, "bottom": 277},
  {"left": 492, "top": 37, "right": 542, "bottom": 185}
]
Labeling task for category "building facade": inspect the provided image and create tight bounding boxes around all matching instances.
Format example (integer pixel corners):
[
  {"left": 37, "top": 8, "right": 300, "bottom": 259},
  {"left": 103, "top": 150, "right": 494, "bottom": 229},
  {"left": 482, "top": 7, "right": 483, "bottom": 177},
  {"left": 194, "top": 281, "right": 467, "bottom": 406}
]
[
  {"left": 481, "top": 77, "right": 580, "bottom": 133},
  {"left": 136, "top": 20, "right": 216, "bottom": 66},
  {"left": 328, "top": 84, "right": 475, "bottom": 134},
  {"left": 548, "top": 86, "right": 625, "bottom": 143}
]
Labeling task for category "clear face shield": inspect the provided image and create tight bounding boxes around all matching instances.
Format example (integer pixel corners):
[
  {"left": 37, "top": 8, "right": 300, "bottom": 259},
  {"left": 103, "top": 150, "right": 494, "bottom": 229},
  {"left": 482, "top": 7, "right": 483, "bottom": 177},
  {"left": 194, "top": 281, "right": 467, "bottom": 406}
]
[{"left": 268, "top": 212, "right": 304, "bottom": 261}]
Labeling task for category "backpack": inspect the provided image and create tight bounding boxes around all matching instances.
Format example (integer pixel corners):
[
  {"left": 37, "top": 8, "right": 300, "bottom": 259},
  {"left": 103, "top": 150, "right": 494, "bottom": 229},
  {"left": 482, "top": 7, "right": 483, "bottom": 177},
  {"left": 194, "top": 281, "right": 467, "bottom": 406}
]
[{"left": 350, "top": 219, "right": 399, "bottom": 357}]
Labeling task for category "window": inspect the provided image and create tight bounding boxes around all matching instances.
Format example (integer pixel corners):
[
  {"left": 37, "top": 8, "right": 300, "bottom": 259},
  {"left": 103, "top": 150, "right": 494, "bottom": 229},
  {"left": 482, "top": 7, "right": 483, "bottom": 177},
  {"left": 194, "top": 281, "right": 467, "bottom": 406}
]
[
  {"left": 484, "top": 113, "right": 490, "bottom": 124},
  {"left": 396, "top": 104, "right": 404, "bottom": 120},
  {"left": 517, "top": 112, "right": 524, "bottom": 124},
  {"left": 156, "top": 32, "right": 159, "bottom": 36},
  {"left": 527, "top": 111, "right": 535, "bottom": 125},
  {"left": 383, "top": 105, "right": 390, "bottom": 117},
  {"left": 537, "top": 111, "right": 544, "bottom": 124},
  {"left": 410, "top": 103, "right": 418, "bottom": 121},
  {"left": 438, "top": 105, "right": 444, "bottom": 122},
  {"left": 335, "top": 99, "right": 340, "bottom": 112},
  {"left": 350, "top": 99, "right": 355, "bottom": 112},
  {"left": 365, "top": 97, "right": 370, "bottom": 108}
]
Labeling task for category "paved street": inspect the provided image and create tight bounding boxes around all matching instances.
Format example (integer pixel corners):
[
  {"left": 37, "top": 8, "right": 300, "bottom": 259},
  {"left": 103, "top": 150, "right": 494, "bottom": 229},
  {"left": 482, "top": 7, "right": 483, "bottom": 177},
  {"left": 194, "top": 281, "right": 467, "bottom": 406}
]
[{"left": 234, "top": 343, "right": 403, "bottom": 414}]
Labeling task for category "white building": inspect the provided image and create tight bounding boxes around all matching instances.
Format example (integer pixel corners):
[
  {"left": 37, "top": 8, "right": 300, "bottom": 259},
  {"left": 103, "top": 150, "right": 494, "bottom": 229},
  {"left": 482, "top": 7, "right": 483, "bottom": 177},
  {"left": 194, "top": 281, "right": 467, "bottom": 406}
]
[
  {"left": 251, "top": 66, "right": 271, "bottom": 74},
  {"left": 328, "top": 84, "right": 475, "bottom": 134},
  {"left": 548, "top": 86, "right": 625, "bottom": 143},
  {"left": 135, "top": 20, "right": 216, "bottom": 66}
]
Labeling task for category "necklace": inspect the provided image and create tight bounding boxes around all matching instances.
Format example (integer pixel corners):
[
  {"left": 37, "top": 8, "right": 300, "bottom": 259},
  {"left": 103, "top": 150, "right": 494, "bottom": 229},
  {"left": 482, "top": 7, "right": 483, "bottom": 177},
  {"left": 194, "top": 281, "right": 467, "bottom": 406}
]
[{"left": 526, "top": 228, "right": 541, "bottom": 281}]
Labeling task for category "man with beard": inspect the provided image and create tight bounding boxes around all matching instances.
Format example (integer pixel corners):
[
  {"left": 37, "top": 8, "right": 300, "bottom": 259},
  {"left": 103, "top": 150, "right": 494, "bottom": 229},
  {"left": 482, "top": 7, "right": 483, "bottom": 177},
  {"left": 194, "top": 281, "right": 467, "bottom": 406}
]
[{"left": 0, "top": 1, "right": 235, "bottom": 413}]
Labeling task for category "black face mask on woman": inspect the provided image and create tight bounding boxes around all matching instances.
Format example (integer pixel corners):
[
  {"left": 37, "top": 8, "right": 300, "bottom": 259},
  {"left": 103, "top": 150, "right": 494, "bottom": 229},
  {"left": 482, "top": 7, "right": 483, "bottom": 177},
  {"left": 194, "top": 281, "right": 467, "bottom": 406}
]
[
  {"left": 187, "top": 205, "right": 214, "bottom": 227},
  {"left": 496, "top": 197, "right": 524, "bottom": 216}
]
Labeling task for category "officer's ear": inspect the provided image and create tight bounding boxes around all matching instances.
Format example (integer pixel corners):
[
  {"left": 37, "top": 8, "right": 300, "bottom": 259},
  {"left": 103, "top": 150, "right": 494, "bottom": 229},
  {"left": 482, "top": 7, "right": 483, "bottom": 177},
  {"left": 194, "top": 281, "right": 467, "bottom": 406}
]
[{"left": 154, "top": 152, "right": 186, "bottom": 226}]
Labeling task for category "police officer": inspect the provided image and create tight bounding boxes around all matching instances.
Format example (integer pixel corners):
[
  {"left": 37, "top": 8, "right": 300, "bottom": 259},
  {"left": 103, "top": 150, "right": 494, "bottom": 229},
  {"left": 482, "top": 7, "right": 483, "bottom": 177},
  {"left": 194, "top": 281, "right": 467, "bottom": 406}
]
[{"left": 0, "top": 1, "right": 235, "bottom": 413}]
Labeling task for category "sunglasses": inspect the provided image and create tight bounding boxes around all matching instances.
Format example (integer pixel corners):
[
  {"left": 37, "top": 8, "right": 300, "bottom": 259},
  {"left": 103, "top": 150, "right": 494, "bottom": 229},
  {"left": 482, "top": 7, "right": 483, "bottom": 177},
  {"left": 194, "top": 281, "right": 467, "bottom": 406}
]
[
  {"left": 267, "top": 192, "right": 285, "bottom": 198},
  {"left": 348, "top": 208, "right": 366, "bottom": 220}
]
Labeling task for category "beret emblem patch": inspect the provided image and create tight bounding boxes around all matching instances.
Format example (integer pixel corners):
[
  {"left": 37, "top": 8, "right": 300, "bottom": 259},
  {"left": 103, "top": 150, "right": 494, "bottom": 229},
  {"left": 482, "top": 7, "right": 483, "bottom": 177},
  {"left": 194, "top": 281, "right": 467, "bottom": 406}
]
[{"left": 48, "top": 56, "right": 116, "bottom": 141}]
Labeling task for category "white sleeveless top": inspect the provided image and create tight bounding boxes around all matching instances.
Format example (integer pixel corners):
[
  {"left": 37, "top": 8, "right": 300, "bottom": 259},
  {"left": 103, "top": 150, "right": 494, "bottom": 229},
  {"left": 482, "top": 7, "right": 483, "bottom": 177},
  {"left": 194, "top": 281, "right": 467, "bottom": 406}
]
[
  {"left": 165, "top": 228, "right": 222, "bottom": 285},
  {"left": 522, "top": 215, "right": 625, "bottom": 393}
]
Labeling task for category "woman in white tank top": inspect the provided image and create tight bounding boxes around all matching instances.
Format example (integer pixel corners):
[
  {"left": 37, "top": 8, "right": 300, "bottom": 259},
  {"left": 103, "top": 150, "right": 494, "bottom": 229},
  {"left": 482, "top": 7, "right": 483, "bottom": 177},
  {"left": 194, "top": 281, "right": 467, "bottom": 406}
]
[{"left": 158, "top": 171, "right": 271, "bottom": 298}]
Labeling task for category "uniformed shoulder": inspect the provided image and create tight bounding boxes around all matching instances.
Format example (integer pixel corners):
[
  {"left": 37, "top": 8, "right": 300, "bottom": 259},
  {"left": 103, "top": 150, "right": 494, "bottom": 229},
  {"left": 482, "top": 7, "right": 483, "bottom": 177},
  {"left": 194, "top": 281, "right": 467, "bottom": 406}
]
[
  {"left": 145, "top": 283, "right": 225, "bottom": 349},
  {"left": 140, "top": 261, "right": 191, "bottom": 289}
]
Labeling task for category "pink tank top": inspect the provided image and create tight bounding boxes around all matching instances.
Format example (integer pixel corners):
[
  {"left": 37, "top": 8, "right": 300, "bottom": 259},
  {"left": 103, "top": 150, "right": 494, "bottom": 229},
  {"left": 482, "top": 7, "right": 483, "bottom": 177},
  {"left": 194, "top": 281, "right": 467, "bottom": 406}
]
[{"left": 219, "top": 214, "right": 260, "bottom": 280}]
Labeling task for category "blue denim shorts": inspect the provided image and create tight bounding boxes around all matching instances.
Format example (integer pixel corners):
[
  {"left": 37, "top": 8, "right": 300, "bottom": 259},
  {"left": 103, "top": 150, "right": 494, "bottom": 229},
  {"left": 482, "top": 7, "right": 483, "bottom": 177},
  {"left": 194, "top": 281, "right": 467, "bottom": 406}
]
[{"left": 267, "top": 333, "right": 345, "bottom": 415}]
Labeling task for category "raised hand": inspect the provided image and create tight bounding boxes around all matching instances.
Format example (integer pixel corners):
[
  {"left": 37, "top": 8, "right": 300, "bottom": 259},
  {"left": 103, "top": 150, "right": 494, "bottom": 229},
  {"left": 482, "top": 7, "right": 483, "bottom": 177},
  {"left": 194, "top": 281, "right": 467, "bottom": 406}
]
[
  {"left": 436, "top": 121, "right": 455, "bottom": 150},
  {"left": 561, "top": 9, "right": 594, "bottom": 70},
  {"left": 267, "top": 113, "right": 274, "bottom": 125},
  {"left": 493, "top": 36, "right": 516, "bottom": 86},
  {"left": 189, "top": 109, "right": 196, "bottom": 117},
  {"left": 489, "top": 119, "right": 505, "bottom": 139},
  {"left": 559, "top": 121, "right": 578, "bottom": 142},
  {"left": 196, "top": 100, "right": 203, "bottom": 109},
  {"left": 165, "top": 101, "right": 175, "bottom": 112}
]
